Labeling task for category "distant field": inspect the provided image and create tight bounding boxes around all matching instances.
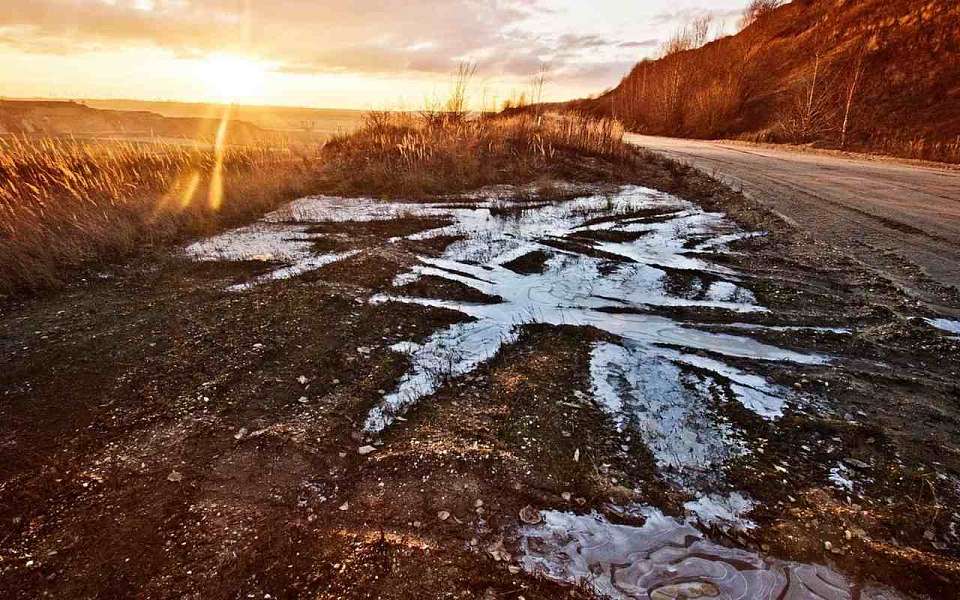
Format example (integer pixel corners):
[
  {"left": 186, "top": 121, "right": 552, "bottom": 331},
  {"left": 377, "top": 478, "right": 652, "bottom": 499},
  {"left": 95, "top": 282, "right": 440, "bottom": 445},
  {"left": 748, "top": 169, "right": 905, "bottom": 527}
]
[
  {"left": 82, "top": 98, "right": 368, "bottom": 136},
  {"left": 0, "top": 98, "right": 368, "bottom": 144}
]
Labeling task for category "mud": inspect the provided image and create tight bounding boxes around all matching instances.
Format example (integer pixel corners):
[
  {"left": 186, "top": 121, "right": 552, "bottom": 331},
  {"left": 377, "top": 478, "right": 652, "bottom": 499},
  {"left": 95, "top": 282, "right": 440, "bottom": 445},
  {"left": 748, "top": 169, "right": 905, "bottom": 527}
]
[{"left": 2, "top": 176, "right": 959, "bottom": 599}]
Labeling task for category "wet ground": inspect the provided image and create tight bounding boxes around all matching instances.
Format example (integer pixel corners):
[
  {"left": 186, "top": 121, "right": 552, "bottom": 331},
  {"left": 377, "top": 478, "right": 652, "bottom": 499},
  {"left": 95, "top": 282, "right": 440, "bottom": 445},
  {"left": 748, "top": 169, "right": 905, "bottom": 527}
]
[{"left": 2, "top": 178, "right": 959, "bottom": 599}]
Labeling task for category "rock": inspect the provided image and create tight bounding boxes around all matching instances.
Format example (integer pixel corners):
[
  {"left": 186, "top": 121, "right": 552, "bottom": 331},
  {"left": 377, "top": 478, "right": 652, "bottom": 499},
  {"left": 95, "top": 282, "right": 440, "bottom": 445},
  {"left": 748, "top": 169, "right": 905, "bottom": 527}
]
[
  {"left": 487, "top": 539, "right": 511, "bottom": 562},
  {"left": 573, "top": 448, "right": 580, "bottom": 462},
  {"left": 437, "top": 510, "right": 451, "bottom": 521},
  {"left": 475, "top": 499, "right": 484, "bottom": 508},
  {"left": 650, "top": 581, "right": 720, "bottom": 599},
  {"left": 297, "top": 375, "right": 309, "bottom": 385},
  {"left": 167, "top": 470, "right": 184, "bottom": 482},
  {"left": 297, "top": 396, "right": 309, "bottom": 404},
  {"left": 233, "top": 428, "right": 248, "bottom": 441},
  {"left": 561, "top": 492, "right": 572, "bottom": 502},
  {"left": 338, "top": 502, "right": 349, "bottom": 511},
  {"left": 358, "top": 445, "right": 377, "bottom": 456},
  {"left": 519, "top": 505, "right": 542, "bottom": 525}
]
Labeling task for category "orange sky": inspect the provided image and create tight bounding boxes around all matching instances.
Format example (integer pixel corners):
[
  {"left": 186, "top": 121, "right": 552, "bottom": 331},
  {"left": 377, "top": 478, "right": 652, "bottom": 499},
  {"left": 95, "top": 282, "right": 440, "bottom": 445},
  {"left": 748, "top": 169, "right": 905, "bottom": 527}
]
[{"left": 0, "top": 0, "right": 750, "bottom": 109}]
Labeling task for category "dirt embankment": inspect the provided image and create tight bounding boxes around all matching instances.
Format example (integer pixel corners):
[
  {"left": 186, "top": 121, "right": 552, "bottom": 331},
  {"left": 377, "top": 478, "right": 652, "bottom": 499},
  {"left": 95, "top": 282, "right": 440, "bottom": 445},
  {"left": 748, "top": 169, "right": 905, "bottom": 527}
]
[{"left": 566, "top": 0, "right": 960, "bottom": 163}]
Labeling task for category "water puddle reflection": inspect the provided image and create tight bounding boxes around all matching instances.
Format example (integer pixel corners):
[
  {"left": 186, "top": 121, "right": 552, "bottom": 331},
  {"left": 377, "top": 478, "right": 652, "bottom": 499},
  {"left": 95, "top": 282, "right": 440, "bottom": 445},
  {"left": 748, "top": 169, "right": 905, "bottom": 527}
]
[{"left": 520, "top": 509, "right": 904, "bottom": 600}]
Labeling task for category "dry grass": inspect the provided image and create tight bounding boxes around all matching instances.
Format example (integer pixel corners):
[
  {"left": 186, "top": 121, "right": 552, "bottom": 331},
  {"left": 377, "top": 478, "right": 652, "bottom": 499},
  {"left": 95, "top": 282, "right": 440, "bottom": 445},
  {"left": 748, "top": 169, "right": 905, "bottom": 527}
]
[
  {"left": 317, "top": 111, "right": 638, "bottom": 197},
  {"left": 0, "top": 136, "right": 322, "bottom": 295},
  {"left": 1, "top": 108, "right": 640, "bottom": 296}
]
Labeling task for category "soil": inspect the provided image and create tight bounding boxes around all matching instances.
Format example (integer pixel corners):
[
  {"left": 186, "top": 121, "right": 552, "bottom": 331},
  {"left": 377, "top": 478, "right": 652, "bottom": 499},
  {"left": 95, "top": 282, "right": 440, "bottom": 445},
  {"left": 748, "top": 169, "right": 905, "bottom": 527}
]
[{"left": 1, "top": 160, "right": 959, "bottom": 599}]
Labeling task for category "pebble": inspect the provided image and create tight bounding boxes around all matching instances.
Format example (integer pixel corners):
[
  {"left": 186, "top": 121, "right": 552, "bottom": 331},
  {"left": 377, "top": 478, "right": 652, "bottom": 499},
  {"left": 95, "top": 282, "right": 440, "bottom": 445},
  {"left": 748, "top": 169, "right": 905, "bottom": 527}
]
[{"left": 358, "top": 445, "right": 377, "bottom": 456}]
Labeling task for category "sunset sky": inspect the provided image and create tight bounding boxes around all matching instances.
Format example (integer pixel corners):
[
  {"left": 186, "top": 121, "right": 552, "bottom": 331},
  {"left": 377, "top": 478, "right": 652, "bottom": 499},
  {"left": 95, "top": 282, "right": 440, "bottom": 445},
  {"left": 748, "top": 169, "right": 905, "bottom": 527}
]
[{"left": 0, "top": 0, "right": 751, "bottom": 109}]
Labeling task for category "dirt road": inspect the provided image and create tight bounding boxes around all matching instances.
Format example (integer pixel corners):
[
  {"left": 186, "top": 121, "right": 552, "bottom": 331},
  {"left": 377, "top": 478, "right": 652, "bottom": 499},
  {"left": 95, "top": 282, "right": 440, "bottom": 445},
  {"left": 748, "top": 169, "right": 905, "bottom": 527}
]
[{"left": 627, "top": 135, "right": 960, "bottom": 304}]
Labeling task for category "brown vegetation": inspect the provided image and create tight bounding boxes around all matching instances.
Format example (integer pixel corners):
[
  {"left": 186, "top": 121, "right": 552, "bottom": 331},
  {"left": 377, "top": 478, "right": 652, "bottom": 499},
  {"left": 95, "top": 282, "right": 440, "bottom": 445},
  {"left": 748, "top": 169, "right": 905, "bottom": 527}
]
[
  {"left": 1, "top": 106, "right": 638, "bottom": 296},
  {"left": 0, "top": 136, "right": 321, "bottom": 295},
  {"left": 571, "top": 0, "right": 960, "bottom": 163},
  {"left": 317, "top": 111, "right": 637, "bottom": 197}
]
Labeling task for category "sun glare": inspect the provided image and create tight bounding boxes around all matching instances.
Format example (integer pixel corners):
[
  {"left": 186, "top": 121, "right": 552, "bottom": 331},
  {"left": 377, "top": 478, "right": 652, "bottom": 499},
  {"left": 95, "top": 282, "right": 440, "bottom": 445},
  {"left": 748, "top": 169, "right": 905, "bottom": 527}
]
[{"left": 200, "top": 54, "right": 268, "bottom": 102}]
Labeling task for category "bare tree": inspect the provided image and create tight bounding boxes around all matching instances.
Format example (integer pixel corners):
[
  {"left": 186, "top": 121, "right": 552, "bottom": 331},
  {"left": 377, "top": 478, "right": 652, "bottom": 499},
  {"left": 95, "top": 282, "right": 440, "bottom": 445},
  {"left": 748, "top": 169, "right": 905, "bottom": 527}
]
[
  {"left": 840, "top": 47, "right": 868, "bottom": 148},
  {"left": 691, "top": 14, "right": 714, "bottom": 48},
  {"left": 739, "top": 0, "right": 784, "bottom": 30}
]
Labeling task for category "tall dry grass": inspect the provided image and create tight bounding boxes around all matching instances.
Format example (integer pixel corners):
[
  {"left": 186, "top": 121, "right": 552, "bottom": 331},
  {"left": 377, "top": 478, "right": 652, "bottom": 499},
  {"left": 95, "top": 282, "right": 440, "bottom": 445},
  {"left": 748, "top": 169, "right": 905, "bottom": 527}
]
[
  {"left": 0, "top": 136, "right": 321, "bottom": 294},
  {"left": 318, "top": 111, "right": 635, "bottom": 197}
]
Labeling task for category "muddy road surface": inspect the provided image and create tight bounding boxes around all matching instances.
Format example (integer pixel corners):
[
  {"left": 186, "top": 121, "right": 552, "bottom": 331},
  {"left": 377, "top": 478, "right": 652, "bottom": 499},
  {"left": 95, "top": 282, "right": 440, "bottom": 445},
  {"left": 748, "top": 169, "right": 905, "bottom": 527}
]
[
  {"left": 627, "top": 135, "right": 960, "bottom": 306},
  {"left": 2, "top": 175, "right": 960, "bottom": 599}
]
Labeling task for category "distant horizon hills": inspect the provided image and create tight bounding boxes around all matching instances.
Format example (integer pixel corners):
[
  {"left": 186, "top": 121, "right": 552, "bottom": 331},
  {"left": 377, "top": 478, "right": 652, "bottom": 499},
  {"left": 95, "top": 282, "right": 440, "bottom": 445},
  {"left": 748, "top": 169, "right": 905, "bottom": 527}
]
[{"left": 0, "top": 97, "right": 370, "bottom": 142}]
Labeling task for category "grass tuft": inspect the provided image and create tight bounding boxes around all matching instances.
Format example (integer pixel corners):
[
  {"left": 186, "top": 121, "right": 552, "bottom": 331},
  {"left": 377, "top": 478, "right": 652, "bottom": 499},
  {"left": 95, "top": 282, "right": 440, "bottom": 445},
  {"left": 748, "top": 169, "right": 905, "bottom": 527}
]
[{"left": 317, "top": 111, "right": 640, "bottom": 197}]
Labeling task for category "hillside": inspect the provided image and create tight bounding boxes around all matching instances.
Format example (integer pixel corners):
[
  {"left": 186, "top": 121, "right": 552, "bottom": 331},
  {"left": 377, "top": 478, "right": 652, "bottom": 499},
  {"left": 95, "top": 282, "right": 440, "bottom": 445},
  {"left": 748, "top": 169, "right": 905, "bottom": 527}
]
[
  {"left": 0, "top": 100, "right": 286, "bottom": 145},
  {"left": 571, "top": 0, "right": 960, "bottom": 162}
]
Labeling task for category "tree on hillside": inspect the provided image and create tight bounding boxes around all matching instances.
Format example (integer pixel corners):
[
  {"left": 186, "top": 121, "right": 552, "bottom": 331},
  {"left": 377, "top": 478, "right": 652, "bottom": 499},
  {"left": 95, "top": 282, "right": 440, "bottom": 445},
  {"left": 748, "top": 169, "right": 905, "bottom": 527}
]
[{"left": 739, "top": 0, "right": 784, "bottom": 30}]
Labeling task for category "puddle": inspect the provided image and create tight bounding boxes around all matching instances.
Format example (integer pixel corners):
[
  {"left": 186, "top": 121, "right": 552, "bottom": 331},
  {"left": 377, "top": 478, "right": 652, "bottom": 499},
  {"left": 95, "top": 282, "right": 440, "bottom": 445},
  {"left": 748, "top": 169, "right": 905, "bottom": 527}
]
[
  {"left": 926, "top": 318, "right": 960, "bottom": 337},
  {"left": 519, "top": 508, "right": 905, "bottom": 600},
  {"left": 188, "top": 187, "right": 834, "bottom": 495},
  {"left": 350, "top": 187, "right": 826, "bottom": 500},
  {"left": 183, "top": 221, "right": 359, "bottom": 291}
]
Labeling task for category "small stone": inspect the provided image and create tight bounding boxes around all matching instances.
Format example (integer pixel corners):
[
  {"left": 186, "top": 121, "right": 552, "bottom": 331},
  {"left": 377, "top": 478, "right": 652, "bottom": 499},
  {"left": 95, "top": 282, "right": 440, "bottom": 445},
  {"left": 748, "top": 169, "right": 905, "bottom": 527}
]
[
  {"left": 474, "top": 499, "right": 484, "bottom": 508},
  {"left": 234, "top": 428, "right": 248, "bottom": 441},
  {"left": 519, "top": 505, "right": 541, "bottom": 525},
  {"left": 358, "top": 445, "right": 377, "bottom": 456},
  {"left": 297, "top": 396, "right": 309, "bottom": 404},
  {"left": 338, "top": 502, "right": 349, "bottom": 511},
  {"left": 824, "top": 541, "right": 833, "bottom": 551},
  {"left": 167, "top": 470, "right": 183, "bottom": 482},
  {"left": 561, "top": 492, "right": 572, "bottom": 502},
  {"left": 486, "top": 539, "right": 511, "bottom": 562},
  {"left": 437, "top": 510, "right": 451, "bottom": 521},
  {"left": 573, "top": 448, "right": 580, "bottom": 462},
  {"left": 297, "top": 376, "right": 309, "bottom": 385}
]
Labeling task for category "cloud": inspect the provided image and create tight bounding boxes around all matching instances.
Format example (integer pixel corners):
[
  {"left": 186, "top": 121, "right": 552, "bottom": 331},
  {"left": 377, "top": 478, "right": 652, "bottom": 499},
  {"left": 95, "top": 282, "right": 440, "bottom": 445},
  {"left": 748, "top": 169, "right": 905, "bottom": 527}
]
[
  {"left": 0, "top": 0, "right": 682, "bottom": 99},
  {"left": 0, "top": 1, "right": 644, "bottom": 77}
]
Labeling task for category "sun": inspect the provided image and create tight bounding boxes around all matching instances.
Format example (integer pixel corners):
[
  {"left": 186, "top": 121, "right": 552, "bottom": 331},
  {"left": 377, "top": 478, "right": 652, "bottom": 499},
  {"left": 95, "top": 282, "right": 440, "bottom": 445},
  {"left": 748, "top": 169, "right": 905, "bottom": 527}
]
[{"left": 200, "top": 54, "right": 268, "bottom": 102}]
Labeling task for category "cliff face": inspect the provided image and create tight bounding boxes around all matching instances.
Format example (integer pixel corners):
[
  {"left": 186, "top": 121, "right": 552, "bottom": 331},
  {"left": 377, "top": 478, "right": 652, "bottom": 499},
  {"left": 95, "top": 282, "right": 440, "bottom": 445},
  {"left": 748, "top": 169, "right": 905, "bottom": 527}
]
[{"left": 576, "top": 0, "right": 960, "bottom": 162}]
